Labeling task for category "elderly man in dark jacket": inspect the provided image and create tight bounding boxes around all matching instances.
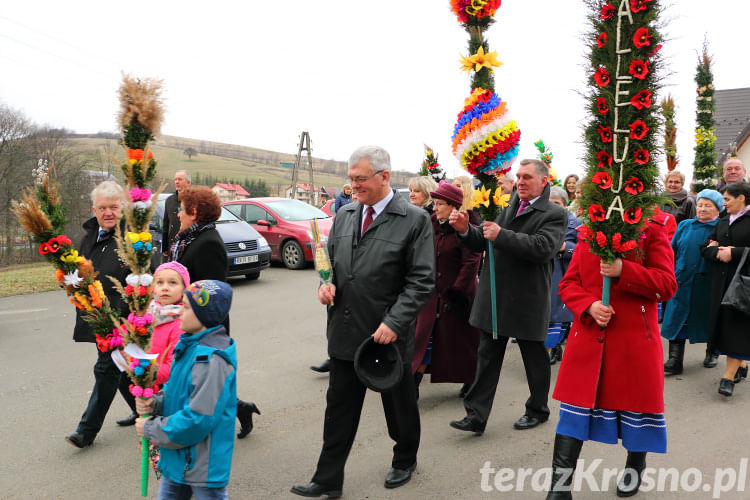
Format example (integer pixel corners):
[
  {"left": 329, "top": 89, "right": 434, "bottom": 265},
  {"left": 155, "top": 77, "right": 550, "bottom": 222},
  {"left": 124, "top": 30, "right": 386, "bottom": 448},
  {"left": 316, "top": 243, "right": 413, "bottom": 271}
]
[
  {"left": 66, "top": 180, "right": 132, "bottom": 448},
  {"left": 292, "top": 146, "right": 435, "bottom": 498},
  {"left": 161, "top": 169, "right": 191, "bottom": 259},
  {"left": 448, "top": 159, "right": 567, "bottom": 435}
]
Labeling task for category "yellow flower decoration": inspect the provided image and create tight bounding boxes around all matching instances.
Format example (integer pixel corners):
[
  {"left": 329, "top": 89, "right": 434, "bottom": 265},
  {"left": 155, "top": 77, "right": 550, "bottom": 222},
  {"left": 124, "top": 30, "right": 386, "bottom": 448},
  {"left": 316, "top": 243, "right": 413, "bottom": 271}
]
[
  {"left": 471, "top": 185, "right": 492, "bottom": 208},
  {"left": 128, "top": 232, "right": 140, "bottom": 244},
  {"left": 493, "top": 188, "right": 510, "bottom": 208},
  {"left": 460, "top": 46, "right": 503, "bottom": 73},
  {"left": 61, "top": 249, "right": 84, "bottom": 263},
  {"left": 139, "top": 232, "right": 152, "bottom": 242}
]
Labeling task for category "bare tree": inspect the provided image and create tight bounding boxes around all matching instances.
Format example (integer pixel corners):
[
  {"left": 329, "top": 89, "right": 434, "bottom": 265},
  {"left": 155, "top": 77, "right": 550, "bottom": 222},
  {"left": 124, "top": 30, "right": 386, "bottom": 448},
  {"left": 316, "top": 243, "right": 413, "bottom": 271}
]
[{"left": 184, "top": 147, "right": 198, "bottom": 160}]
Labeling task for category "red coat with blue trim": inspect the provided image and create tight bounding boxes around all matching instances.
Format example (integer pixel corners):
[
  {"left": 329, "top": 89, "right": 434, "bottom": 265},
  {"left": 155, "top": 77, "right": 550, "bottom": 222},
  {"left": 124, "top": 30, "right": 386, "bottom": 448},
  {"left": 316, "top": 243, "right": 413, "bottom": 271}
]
[{"left": 552, "top": 222, "right": 677, "bottom": 413}]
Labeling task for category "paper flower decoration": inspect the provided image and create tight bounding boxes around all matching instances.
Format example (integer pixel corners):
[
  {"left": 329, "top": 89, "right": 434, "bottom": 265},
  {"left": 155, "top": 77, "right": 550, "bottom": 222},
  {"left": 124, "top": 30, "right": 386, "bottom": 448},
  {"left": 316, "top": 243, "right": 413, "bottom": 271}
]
[
  {"left": 452, "top": 88, "right": 521, "bottom": 176},
  {"left": 450, "top": 0, "right": 502, "bottom": 24},
  {"left": 471, "top": 185, "right": 492, "bottom": 208},
  {"left": 460, "top": 46, "right": 503, "bottom": 73},
  {"left": 493, "top": 188, "right": 510, "bottom": 208}
]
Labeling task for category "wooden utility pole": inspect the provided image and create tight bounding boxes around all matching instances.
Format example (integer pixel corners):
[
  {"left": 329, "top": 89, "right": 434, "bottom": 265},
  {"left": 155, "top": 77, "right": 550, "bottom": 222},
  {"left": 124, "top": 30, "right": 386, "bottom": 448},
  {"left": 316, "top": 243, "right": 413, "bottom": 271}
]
[{"left": 289, "top": 131, "right": 317, "bottom": 205}]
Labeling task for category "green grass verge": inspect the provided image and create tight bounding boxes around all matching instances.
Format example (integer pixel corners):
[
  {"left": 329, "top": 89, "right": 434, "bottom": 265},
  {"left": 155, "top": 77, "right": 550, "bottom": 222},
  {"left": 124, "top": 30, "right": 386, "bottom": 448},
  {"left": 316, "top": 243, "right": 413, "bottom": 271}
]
[{"left": 0, "top": 263, "right": 59, "bottom": 298}]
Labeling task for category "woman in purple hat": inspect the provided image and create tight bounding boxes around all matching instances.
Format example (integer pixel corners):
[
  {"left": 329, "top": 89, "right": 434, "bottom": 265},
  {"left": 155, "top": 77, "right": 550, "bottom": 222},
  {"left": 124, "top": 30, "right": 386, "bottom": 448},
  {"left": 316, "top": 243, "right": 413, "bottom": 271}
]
[{"left": 412, "top": 182, "right": 483, "bottom": 398}]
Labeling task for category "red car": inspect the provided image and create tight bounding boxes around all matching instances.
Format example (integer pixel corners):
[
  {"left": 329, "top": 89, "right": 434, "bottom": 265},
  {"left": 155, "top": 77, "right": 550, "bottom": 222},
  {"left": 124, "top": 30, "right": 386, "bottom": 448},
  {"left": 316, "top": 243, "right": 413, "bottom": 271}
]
[
  {"left": 320, "top": 199, "right": 336, "bottom": 217},
  {"left": 223, "top": 197, "right": 333, "bottom": 269}
]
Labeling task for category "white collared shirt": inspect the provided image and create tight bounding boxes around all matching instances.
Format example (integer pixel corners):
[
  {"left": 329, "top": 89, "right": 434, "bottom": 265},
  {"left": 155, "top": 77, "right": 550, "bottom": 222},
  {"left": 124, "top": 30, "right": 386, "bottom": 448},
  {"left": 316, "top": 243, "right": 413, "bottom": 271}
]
[{"left": 361, "top": 189, "right": 395, "bottom": 233}]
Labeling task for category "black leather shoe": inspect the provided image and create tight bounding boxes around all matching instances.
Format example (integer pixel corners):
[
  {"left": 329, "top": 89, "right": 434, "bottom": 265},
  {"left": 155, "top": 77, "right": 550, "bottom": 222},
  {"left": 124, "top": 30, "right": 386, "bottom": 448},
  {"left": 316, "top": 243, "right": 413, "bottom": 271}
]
[
  {"left": 703, "top": 351, "right": 719, "bottom": 368},
  {"left": 718, "top": 378, "right": 734, "bottom": 397},
  {"left": 549, "top": 348, "right": 558, "bottom": 365},
  {"left": 116, "top": 412, "right": 138, "bottom": 427},
  {"left": 65, "top": 432, "right": 94, "bottom": 449},
  {"left": 384, "top": 462, "right": 416, "bottom": 489},
  {"left": 513, "top": 415, "right": 547, "bottom": 430},
  {"left": 734, "top": 364, "right": 748, "bottom": 384},
  {"left": 290, "top": 482, "right": 342, "bottom": 498},
  {"left": 450, "top": 416, "right": 486, "bottom": 435},
  {"left": 237, "top": 400, "right": 261, "bottom": 438},
  {"left": 310, "top": 359, "right": 331, "bottom": 373}
]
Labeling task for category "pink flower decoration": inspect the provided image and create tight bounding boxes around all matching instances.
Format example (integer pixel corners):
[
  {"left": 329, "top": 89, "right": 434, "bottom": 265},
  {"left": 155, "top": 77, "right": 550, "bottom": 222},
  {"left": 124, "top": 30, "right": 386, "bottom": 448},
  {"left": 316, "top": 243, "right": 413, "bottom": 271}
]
[
  {"left": 109, "top": 334, "right": 123, "bottom": 349},
  {"left": 144, "top": 313, "right": 154, "bottom": 324},
  {"left": 143, "top": 388, "right": 154, "bottom": 398},
  {"left": 128, "top": 312, "right": 136, "bottom": 324},
  {"left": 130, "top": 385, "right": 144, "bottom": 397},
  {"left": 129, "top": 187, "right": 153, "bottom": 202}
]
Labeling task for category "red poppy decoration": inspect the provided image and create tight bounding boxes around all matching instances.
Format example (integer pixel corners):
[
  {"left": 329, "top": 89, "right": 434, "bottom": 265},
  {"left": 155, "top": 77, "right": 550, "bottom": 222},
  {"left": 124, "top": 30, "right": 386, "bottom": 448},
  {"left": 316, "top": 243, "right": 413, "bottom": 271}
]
[
  {"left": 577, "top": 225, "right": 593, "bottom": 241},
  {"left": 54, "top": 235, "right": 72, "bottom": 246},
  {"left": 596, "top": 97, "right": 610, "bottom": 115},
  {"left": 648, "top": 44, "right": 663, "bottom": 58},
  {"left": 629, "top": 120, "right": 649, "bottom": 140},
  {"left": 628, "top": 59, "right": 649, "bottom": 80},
  {"left": 633, "top": 28, "right": 651, "bottom": 49},
  {"left": 38, "top": 242, "right": 52, "bottom": 255},
  {"left": 633, "top": 149, "right": 650, "bottom": 165},
  {"left": 597, "top": 32, "right": 609, "bottom": 48},
  {"left": 594, "top": 67, "right": 610, "bottom": 87},
  {"left": 624, "top": 207, "right": 643, "bottom": 224},
  {"left": 601, "top": 2, "right": 615, "bottom": 19},
  {"left": 596, "top": 231, "right": 608, "bottom": 248},
  {"left": 597, "top": 150, "right": 613, "bottom": 168},
  {"left": 630, "top": 89, "right": 652, "bottom": 110},
  {"left": 125, "top": 284, "right": 135, "bottom": 295},
  {"left": 592, "top": 171, "right": 613, "bottom": 189},
  {"left": 624, "top": 176, "right": 645, "bottom": 195},
  {"left": 612, "top": 233, "right": 637, "bottom": 253},
  {"left": 47, "top": 239, "right": 62, "bottom": 253},
  {"left": 589, "top": 204, "right": 606, "bottom": 222},
  {"left": 598, "top": 125, "right": 613, "bottom": 143},
  {"left": 630, "top": 0, "right": 653, "bottom": 13}
]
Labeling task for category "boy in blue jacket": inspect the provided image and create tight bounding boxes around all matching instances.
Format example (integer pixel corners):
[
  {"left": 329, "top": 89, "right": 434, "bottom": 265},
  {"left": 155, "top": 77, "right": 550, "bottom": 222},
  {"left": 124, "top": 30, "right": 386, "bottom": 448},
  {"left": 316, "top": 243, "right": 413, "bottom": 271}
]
[{"left": 135, "top": 280, "right": 236, "bottom": 500}]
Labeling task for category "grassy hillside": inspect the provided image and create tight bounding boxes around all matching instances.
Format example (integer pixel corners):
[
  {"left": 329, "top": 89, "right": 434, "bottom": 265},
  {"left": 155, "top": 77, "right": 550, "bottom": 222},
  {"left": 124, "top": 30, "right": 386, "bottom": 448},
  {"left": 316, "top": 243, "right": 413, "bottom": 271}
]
[
  {"left": 71, "top": 135, "right": 417, "bottom": 193},
  {"left": 71, "top": 137, "right": 349, "bottom": 196}
]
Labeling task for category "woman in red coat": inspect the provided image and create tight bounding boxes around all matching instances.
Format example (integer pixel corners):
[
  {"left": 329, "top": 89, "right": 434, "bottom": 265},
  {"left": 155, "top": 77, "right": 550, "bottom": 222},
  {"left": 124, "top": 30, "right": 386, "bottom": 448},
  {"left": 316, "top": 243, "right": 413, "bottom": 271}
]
[
  {"left": 412, "top": 183, "right": 482, "bottom": 398},
  {"left": 546, "top": 221, "right": 677, "bottom": 499}
]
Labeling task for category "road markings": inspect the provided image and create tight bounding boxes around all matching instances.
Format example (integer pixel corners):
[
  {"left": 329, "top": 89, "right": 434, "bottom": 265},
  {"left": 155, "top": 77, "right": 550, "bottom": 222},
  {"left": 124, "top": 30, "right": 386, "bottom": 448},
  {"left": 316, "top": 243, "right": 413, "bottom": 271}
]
[{"left": 0, "top": 308, "right": 48, "bottom": 315}]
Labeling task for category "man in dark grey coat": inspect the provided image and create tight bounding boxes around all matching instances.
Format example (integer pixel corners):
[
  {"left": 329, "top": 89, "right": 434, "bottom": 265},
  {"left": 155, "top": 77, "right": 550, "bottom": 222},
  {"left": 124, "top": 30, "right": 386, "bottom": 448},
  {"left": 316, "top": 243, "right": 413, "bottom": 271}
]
[
  {"left": 448, "top": 159, "right": 567, "bottom": 435},
  {"left": 292, "top": 146, "right": 435, "bottom": 498},
  {"left": 161, "top": 169, "right": 191, "bottom": 259}
]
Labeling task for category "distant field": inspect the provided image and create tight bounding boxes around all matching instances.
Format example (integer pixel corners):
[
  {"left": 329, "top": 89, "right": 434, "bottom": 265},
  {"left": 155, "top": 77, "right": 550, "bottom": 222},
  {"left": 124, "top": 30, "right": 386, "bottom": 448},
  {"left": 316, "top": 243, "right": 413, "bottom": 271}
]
[
  {"left": 72, "top": 138, "right": 348, "bottom": 195},
  {"left": 0, "top": 263, "right": 58, "bottom": 297}
]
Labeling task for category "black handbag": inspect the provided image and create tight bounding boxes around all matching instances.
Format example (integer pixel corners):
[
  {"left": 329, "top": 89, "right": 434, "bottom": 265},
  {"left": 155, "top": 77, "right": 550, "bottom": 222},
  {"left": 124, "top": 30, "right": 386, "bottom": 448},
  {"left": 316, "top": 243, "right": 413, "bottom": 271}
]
[{"left": 721, "top": 247, "right": 750, "bottom": 315}]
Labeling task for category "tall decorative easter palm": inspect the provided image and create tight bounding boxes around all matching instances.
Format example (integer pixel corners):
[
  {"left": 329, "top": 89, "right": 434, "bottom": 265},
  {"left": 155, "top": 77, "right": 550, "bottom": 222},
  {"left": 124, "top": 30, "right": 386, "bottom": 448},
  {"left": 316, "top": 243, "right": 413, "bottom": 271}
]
[
  {"left": 691, "top": 41, "right": 717, "bottom": 191},
  {"left": 577, "top": 0, "right": 665, "bottom": 305},
  {"left": 450, "top": 0, "right": 520, "bottom": 338},
  {"left": 110, "top": 74, "right": 166, "bottom": 497}
]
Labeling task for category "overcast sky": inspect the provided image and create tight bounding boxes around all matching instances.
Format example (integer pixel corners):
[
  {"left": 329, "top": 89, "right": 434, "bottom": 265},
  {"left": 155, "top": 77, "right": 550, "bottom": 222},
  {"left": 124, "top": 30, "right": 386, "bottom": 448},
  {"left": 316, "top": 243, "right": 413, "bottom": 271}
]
[{"left": 2, "top": 1, "right": 748, "bottom": 183}]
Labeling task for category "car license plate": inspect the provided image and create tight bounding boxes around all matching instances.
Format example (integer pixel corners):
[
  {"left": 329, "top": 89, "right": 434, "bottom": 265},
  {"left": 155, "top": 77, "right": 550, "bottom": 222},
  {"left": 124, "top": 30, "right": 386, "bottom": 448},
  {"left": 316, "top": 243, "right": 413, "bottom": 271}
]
[{"left": 234, "top": 255, "right": 258, "bottom": 265}]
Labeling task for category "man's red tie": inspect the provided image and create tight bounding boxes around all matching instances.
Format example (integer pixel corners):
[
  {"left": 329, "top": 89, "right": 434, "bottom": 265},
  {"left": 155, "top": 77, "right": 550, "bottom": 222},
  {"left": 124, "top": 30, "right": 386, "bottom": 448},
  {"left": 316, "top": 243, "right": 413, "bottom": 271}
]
[
  {"left": 515, "top": 200, "right": 530, "bottom": 217},
  {"left": 362, "top": 206, "right": 375, "bottom": 234}
]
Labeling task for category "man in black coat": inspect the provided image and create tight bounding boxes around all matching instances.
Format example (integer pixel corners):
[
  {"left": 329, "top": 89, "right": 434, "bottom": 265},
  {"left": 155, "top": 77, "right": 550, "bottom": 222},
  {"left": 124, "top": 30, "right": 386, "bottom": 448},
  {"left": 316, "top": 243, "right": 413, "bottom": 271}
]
[
  {"left": 291, "top": 146, "right": 435, "bottom": 498},
  {"left": 448, "top": 159, "right": 567, "bottom": 435},
  {"left": 66, "top": 181, "right": 132, "bottom": 448},
  {"left": 161, "top": 169, "right": 191, "bottom": 259}
]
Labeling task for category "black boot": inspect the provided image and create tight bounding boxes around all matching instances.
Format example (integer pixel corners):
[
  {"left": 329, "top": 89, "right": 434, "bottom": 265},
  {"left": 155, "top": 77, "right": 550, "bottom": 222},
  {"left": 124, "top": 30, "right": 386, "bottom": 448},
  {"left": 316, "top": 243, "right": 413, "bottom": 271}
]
[
  {"left": 414, "top": 372, "right": 424, "bottom": 400},
  {"left": 546, "top": 434, "right": 583, "bottom": 499},
  {"left": 663, "top": 340, "right": 685, "bottom": 375},
  {"left": 236, "top": 400, "right": 261, "bottom": 439},
  {"left": 703, "top": 350, "right": 719, "bottom": 368},
  {"left": 616, "top": 452, "right": 646, "bottom": 497}
]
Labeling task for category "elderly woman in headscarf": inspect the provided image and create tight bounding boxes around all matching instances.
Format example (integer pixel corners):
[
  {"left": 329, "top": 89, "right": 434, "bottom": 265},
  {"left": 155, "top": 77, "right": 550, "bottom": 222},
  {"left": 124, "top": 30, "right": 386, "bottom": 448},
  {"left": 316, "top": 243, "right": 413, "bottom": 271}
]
[
  {"left": 661, "top": 189, "right": 723, "bottom": 374},
  {"left": 408, "top": 176, "right": 438, "bottom": 214},
  {"left": 412, "top": 182, "right": 482, "bottom": 398}
]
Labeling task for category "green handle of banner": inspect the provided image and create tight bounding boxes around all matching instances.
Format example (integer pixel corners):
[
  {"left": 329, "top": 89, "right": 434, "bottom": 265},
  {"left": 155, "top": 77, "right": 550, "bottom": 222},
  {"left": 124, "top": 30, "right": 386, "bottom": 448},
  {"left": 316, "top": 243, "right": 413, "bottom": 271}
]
[
  {"left": 487, "top": 241, "right": 498, "bottom": 339},
  {"left": 601, "top": 275, "right": 611, "bottom": 307},
  {"left": 141, "top": 414, "right": 150, "bottom": 497}
]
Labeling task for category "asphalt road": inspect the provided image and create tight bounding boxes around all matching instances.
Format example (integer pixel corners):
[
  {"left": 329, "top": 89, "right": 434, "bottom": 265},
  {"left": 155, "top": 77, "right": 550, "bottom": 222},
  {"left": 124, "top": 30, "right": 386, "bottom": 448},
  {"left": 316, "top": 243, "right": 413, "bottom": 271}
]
[{"left": 1, "top": 266, "right": 749, "bottom": 500}]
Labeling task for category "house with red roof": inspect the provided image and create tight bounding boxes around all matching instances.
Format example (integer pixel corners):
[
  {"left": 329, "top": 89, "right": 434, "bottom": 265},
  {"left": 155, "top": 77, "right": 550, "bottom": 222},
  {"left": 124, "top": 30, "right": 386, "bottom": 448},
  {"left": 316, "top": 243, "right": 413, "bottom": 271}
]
[{"left": 211, "top": 182, "right": 250, "bottom": 202}]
